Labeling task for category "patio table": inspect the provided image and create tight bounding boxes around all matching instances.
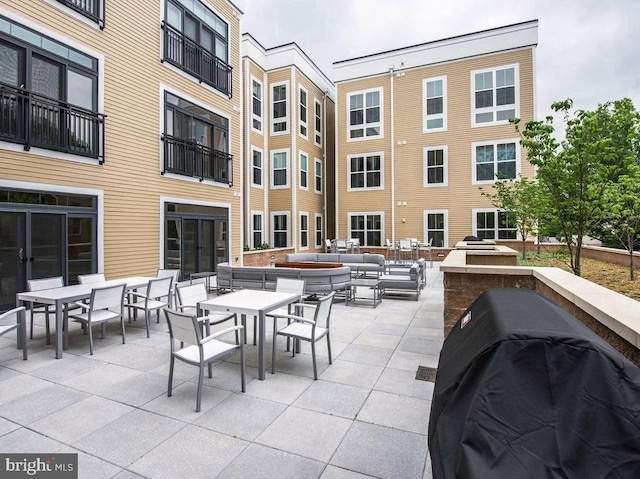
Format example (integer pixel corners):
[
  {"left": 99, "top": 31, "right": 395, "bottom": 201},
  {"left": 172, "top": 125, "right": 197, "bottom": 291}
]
[
  {"left": 198, "top": 289, "right": 301, "bottom": 380},
  {"left": 16, "top": 276, "right": 155, "bottom": 359}
]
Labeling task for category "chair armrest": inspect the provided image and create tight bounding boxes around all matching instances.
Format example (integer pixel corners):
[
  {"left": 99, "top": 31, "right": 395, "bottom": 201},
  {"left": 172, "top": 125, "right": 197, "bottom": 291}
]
[
  {"left": 127, "top": 291, "right": 149, "bottom": 300},
  {"left": 71, "top": 302, "right": 91, "bottom": 311},
  {"left": 271, "top": 313, "right": 315, "bottom": 325},
  {"left": 201, "top": 325, "right": 244, "bottom": 344},
  {"left": 0, "top": 306, "right": 26, "bottom": 322}
]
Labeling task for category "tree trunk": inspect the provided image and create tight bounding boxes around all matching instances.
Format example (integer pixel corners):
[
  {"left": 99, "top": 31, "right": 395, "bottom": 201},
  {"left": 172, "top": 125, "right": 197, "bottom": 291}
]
[
  {"left": 521, "top": 236, "right": 527, "bottom": 260},
  {"left": 574, "top": 236, "right": 582, "bottom": 277},
  {"left": 629, "top": 231, "right": 635, "bottom": 281}
]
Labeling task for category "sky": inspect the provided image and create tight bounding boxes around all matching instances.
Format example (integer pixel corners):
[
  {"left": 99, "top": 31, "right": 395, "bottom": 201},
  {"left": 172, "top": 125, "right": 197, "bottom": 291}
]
[{"left": 242, "top": 0, "right": 640, "bottom": 125}]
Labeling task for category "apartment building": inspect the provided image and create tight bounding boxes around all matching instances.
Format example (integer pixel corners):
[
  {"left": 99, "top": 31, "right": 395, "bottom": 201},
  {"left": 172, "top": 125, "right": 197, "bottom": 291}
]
[
  {"left": 241, "top": 34, "right": 335, "bottom": 253},
  {"left": 333, "top": 20, "right": 538, "bottom": 249},
  {"left": 0, "top": 0, "right": 243, "bottom": 310}
]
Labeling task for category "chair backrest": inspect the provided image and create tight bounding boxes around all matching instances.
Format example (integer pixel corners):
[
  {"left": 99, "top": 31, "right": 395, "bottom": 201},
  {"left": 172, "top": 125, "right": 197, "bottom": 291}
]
[
  {"left": 28, "top": 276, "right": 64, "bottom": 292},
  {"left": 336, "top": 239, "right": 347, "bottom": 248},
  {"left": 165, "top": 308, "right": 200, "bottom": 347},
  {"left": 426, "top": 237, "right": 433, "bottom": 247},
  {"left": 350, "top": 238, "right": 360, "bottom": 246},
  {"left": 385, "top": 239, "right": 392, "bottom": 247},
  {"left": 90, "top": 284, "right": 125, "bottom": 312},
  {"left": 275, "top": 278, "right": 305, "bottom": 298},
  {"left": 314, "top": 292, "right": 335, "bottom": 329},
  {"left": 148, "top": 276, "right": 173, "bottom": 299},
  {"left": 0, "top": 307, "right": 25, "bottom": 336},
  {"left": 176, "top": 283, "right": 208, "bottom": 308},
  {"left": 157, "top": 268, "right": 180, "bottom": 282},
  {"left": 399, "top": 239, "right": 412, "bottom": 249},
  {"left": 78, "top": 273, "right": 106, "bottom": 284}
]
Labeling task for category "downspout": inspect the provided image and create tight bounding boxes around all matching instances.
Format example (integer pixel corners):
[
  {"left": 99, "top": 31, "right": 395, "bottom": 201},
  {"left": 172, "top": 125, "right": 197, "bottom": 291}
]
[
  {"left": 389, "top": 66, "right": 396, "bottom": 243},
  {"left": 291, "top": 67, "right": 297, "bottom": 251},
  {"left": 238, "top": 52, "right": 245, "bottom": 266},
  {"left": 323, "top": 89, "right": 328, "bottom": 245},
  {"left": 243, "top": 57, "right": 250, "bottom": 258}
]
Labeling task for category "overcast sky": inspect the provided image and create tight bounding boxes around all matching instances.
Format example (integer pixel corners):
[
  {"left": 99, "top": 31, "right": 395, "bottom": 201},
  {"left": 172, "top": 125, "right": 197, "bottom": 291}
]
[{"left": 242, "top": 0, "right": 640, "bottom": 124}]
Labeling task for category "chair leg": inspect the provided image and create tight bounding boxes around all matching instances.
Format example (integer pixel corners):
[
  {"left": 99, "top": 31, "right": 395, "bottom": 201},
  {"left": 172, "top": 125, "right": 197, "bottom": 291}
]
[
  {"left": 311, "top": 340, "right": 317, "bottom": 380},
  {"left": 196, "top": 365, "right": 204, "bottom": 413},
  {"left": 168, "top": 356, "right": 175, "bottom": 397},
  {"left": 45, "top": 306, "right": 51, "bottom": 345},
  {"left": 88, "top": 323, "right": 94, "bottom": 355},
  {"left": 253, "top": 316, "right": 257, "bottom": 346},
  {"left": 240, "top": 330, "right": 246, "bottom": 392},
  {"left": 145, "top": 313, "right": 150, "bottom": 338},
  {"left": 101, "top": 322, "right": 106, "bottom": 339},
  {"left": 233, "top": 315, "right": 239, "bottom": 345},
  {"left": 156, "top": 309, "right": 160, "bottom": 324},
  {"left": 271, "top": 322, "right": 277, "bottom": 375},
  {"left": 327, "top": 332, "right": 332, "bottom": 364},
  {"left": 121, "top": 318, "right": 126, "bottom": 344}
]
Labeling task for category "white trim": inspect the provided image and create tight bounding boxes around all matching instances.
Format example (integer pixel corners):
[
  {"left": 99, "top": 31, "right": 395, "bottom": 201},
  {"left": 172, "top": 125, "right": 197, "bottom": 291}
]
[
  {"left": 423, "top": 209, "right": 449, "bottom": 248},
  {"left": 423, "top": 145, "right": 448, "bottom": 188},
  {"left": 471, "top": 138, "right": 521, "bottom": 185},
  {"left": 299, "top": 150, "right": 309, "bottom": 191},
  {"left": 314, "top": 157, "right": 322, "bottom": 194},
  {"left": 270, "top": 210, "right": 290, "bottom": 248},
  {"left": 0, "top": 179, "right": 104, "bottom": 274},
  {"left": 250, "top": 210, "right": 264, "bottom": 249},
  {"left": 314, "top": 98, "right": 323, "bottom": 147},
  {"left": 250, "top": 75, "right": 264, "bottom": 134},
  {"left": 471, "top": 63, "right": 520, "bottom": 127},
  {"left": 347, "top": 151, "right": 384, "bottom": 191},
  {"left": 423, "top": 75, "right": 447, "bottom": 133},
  {"left": 270, "top": 148, "right": 290, "bottom": 189},
  {"left": 299, "top": 211, "right": 309, "bottom": 250},
  {"left": 347, "top": 211, "right": 385, "bottom": 246},
  {"left": 270, "top": 80, "right": 290, "bottom": 136},
  {"left": 159, "top": 83, "right": 233, "bottom": 188},
  {"left": 298, "top": 84, "right": 309, "bottom": 140},
  {"left": 314, "top": 212, "right": 323, "bottom": 248},
  {"left": 250, "top": 146, "right": 264, "bottom": 188},
  {"left": 471, "top": 207, "right": 518, "bottom": 240},
  {"left": 347, "top": 87, "right": 383, "bottom": 141},
  {"left": 43, "top": 0, "right": 102, "bottom": 30}
]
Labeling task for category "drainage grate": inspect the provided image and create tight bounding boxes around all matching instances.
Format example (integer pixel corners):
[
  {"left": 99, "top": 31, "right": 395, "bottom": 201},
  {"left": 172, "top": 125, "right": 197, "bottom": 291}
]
[{"left": 415, "top": 366, "right": 437, "bottom": 382}]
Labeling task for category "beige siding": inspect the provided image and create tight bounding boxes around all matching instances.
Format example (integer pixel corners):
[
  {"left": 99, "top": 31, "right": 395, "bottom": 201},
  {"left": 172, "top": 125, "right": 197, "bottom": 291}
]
[{"left": 1, "top": 0, "right": 242, "bottom": 278}]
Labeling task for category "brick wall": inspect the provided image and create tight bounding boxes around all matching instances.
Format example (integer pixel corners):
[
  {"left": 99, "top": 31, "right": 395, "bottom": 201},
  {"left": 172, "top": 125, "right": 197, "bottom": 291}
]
[{"left": 242, "top": 248, "right": 294, "bottom": 267}]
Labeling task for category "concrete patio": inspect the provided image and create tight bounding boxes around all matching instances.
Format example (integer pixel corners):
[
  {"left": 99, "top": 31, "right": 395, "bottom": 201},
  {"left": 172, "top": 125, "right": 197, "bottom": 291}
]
[{"left": 0, "top": 265, "right": 444, "bottom": 479}]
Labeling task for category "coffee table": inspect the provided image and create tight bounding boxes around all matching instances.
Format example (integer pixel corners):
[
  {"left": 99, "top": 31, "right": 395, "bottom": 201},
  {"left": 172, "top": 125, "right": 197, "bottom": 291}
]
[{"left": 348, "top": 277, "right": 382, "bottom": 308}]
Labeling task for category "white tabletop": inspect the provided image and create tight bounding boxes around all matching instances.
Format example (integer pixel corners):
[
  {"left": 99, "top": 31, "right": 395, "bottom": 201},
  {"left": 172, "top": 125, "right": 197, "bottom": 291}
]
[{"left": 199, "top": 289, "right": 301, "bottom": 316}]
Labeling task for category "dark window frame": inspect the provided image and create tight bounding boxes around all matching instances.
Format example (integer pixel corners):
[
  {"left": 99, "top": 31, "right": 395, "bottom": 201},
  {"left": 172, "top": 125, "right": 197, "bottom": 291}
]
[{"left": 55, "top": 0, "right": 105, "bottom": 29}]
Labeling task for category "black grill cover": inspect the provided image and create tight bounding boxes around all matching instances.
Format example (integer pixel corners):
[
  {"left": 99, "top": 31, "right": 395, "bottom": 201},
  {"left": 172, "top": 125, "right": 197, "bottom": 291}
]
[{"left": 428, "top": 288, "right": 640, "bottom": 479}]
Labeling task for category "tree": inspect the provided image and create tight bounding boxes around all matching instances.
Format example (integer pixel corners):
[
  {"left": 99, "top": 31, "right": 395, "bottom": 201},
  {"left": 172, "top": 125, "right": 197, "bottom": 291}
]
[
  {"left": 514, "top": 99, "right": 614, "bottom": 276},
  {"left": 480, "top": 176, "right": 544, "bottom": 259}
]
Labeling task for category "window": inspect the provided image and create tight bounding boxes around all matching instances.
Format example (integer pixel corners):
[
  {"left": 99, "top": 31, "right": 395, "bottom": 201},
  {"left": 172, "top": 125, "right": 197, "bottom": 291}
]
[
  {"left": 473, "top": 140, "right": 519, "bottom": 184},
  {"left": 348, "top": 88, "right": 382, "bottom": 140},
  {"left": 55, "top": 0, "right": 105, "bottom": 28},
  {"left": 252, "top": 212, "right": 263, "bottom": 248},
  {"left": 251, "top": 147, "right": 262, "bottom": 187},
  {"left": 0, "top": 15, "right": 103, "bottom": 160},
  {"left": 314, "top": 99, "right": 322, "bottom": 146},
  {"left": 348, "top": 153, "right": 383, "bottom": 190},
  {"left": 299, "top": 152, "right": 308, "bottom": 189},
  {"left": 349, "top": 213, "right": 383, "bottom": 246},
  {"left": 314, "top": 158, "right": 322, "bottom": 194},
  {"left": 474, "top": 209, "right": 517, "bottom": 240},
  {"left": 315, "top": 213, "right": 323, "bottom": 247},
  {"left": 272, "top": 212, "right": 289, "bottom": 248},
  {"left": 424, "top": 210, "right": 448, "bottom": 248},
  {"left": 163, "top": 0, "right": 231, "bottom": 96},
  {"left": 271, "top": 149, "right": 289, "bottom": 188},
  {"left": 300, "top": 213, "right": 309, "bottom": 249},
  {"left": 271, "top": 81, "right": 288, "bottom": 135},
  {"left": 163, "top": 91, "right": 231, "bottom": 183},
  {"left": 423, "top": 146, "right": 448, "bottom": 187},
  {"left": 299, "top": 86, "right": 308, "bottom": 138},
  {"left": 472, "top": 65, "right": 518, "bottom": 126},
  {"left": 423, "top": 76, "right": 447, "bottom": 132},
  {"left": 251, "top": 77, "right": 262, "bottom": 133}
]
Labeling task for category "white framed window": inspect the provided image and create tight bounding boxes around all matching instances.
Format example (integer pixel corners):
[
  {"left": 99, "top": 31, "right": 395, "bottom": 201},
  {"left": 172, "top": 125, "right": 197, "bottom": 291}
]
[
  {"left": 251, "top": 76, "right": 263, "bottom": 133},
  {"left": 423, "top": 146, "right": 448, "bottom": 187},
  {"left": 348, "top": 152, "right": 383, "bottom": 190},
  {"left": 251, "top": 211, "right": 264, "bottom": 248},
  {"left": 424, "top": 210, "right": 448, "bottom": 248},
  {"left": 473, "top": 208, "right": 517, "bottom": 240},
  {"left": 271, "top": 80, "right": 289, "bottom": 135},
  {"left": 315, "top": 213, "right": 323, "bottom": 248},
  {"left": 348, "top": 87, "right": 383, "bottom": 140},
  {"left": 423, "top": 76, "right": 447, "bottom": 132},
  {"left": 251, "top": 147, "right": 263, "bottom": 188},
  {"left": 472, "top": 139, "right": 520, "bottom": 184},
  {"left": 314, "top": 158, "right": 322, "bottom": 194},
  {"left": 299, "top": 85, "right": 308, "bottom": 139},
  {"left": 471, "top": 64, "right": 519, "bottom": 126},
  {"left": 299, "top": 151, "right": 308, "bottom": 190},
  {"left": 271, "top": 211, "right": 289, "bottom": 248},
  {"left": 300, "top": 212, "right": 309, "bottom": 249},
  {"left": 271, "top": 148, "right": 289, "bottom": 188},
  {"left": 314, "top": 98, "right": 322, "bottom": 146},
  {"left": 348, "top": 212, "right": 384, "bottom": 246}
]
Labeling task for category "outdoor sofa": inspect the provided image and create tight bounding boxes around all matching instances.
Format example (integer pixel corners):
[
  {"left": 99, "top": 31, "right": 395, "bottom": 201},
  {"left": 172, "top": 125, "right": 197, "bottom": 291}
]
[
  {"left": 378, "top": 259, "right": 425, "bottom": 300},
  {"left": 285, "top": 253, "right": 386, "bottom": 277}
]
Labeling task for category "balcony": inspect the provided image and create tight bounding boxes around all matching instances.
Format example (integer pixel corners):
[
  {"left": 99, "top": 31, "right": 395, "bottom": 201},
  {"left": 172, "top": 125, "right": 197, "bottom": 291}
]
[
  {"left": 0, "top": 82, "right": 105, "bottom": 163},
  {"left": 55, "top": 0, "right": 105, "bottom": 28},
  {"left": 162, "top": 22, "right": 232, "bottom": 97},
  {"left": 163, "top": 134, "right": 232, "bottom": 185}
]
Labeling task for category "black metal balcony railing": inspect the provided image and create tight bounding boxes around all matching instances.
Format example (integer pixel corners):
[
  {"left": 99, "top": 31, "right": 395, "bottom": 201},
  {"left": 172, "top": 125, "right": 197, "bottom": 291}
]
[
  {"left": 163, "top": 135, "right": 232, "bottom": 185},
  {"left": 56, "top": 0, "right": 105, "bottom": 28},
  {"left": 0, "top": 82, "right": 105, "bottom": 163},
  {"left": 161, "top": 22, "right": 232, "bottom": 98}
]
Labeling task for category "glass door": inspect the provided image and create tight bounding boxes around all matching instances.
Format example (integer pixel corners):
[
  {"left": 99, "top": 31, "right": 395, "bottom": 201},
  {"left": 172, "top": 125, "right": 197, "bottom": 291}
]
[{"left": 0, "top": 212, "right": 26, "bottom": 311}]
